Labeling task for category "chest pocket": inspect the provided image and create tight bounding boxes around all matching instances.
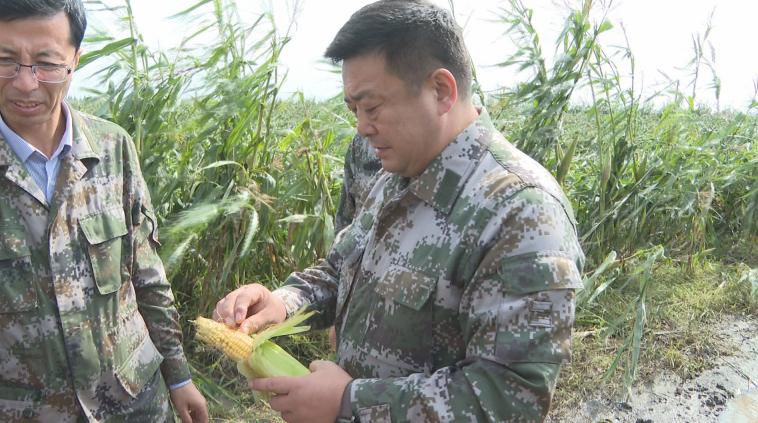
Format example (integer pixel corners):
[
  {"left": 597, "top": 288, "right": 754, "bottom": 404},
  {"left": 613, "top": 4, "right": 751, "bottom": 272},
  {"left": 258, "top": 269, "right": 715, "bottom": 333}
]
[
  {"left": 0, "top": 226, "right": 37, "bottom": 313},
  {"left": 79, "top": 208, "right": 128, "bottom": 295},
  {"left": 365, "top": 265, "right": 437, "bottom": 373}
]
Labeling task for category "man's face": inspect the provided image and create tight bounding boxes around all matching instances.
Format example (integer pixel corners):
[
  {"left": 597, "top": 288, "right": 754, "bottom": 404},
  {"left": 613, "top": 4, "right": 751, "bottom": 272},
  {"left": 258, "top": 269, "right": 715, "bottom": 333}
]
[
  {"left": 0, "top": 12, "right": 79, "bottom": 136},
  {"left": 343, "top": 53, "right": 444, "bottom": 178}
]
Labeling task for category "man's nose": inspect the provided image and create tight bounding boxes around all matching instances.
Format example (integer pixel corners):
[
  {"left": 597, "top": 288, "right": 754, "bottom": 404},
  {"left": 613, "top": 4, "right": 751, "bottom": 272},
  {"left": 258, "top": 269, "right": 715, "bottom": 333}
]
[
  {"left": 11, "top": 66, "right": 40, "bottom": 91},
  {"left": 356, "top": 113, "right": 377, "bottom": 138}
]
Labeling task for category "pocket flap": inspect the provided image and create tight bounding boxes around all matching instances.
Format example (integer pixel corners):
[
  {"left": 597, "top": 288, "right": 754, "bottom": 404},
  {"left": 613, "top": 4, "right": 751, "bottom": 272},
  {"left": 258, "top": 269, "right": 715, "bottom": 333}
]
[
  {"left": 115, "top": 336, "right": 164, "bottom": 398},
  {"left": 374, "top": 266, "right": 435, "bottom": 310},
  {"left": 79, "top": 208, "right": 128, "bottom": 245},
  {"left": 498, "top": 252, "right": 582, "bottom": 294}
]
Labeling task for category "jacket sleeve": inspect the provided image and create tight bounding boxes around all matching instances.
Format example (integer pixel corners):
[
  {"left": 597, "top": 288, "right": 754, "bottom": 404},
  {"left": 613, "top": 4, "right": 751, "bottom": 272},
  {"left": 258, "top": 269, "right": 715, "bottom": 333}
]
[
  {"left": 272, "top": 250, "right": 341, "bottom": 330},
  {"left": 341, "top": 188, "right": 584, "bottom": 422},
  {"left": 126, "top": 138, "right": 192, "bottom": 387},
  {"left": 273, "top": 190, "right": 376, "bottom": 330}
]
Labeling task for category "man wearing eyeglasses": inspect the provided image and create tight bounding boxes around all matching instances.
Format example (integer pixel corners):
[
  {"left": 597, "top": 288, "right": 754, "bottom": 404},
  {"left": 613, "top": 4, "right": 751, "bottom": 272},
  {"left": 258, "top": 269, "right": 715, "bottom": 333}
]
[{"left": 0, "top": 1, "right": 208, "bottom": 422}]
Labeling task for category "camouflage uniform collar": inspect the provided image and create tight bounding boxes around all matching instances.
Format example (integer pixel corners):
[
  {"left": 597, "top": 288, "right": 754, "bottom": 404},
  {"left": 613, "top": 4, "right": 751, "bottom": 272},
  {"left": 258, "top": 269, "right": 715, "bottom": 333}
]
[
  {"left": 0, "top": 132, "right": 48, "bottom": 205},
  {"left": 0, "top": 102, "right": 75, "bottom": 166},
  {"left": 406, "top": 110, "right": 494, "bottom": 215},
  {"left": 0, "top": 131, "right": 19, "bottom": 168},
  {"left": 68, "top": 109, "right": 101, "bottom": 163},
  {"left": 0, "top": 107, "right": 105, "bottom": 166}
]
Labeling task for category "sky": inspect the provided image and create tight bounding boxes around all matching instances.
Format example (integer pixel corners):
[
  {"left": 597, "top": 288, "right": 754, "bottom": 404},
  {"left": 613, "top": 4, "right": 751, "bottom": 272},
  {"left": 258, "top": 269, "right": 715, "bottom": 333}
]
[{"left": 74, "top": 0, "right": 758, "bottom": 111}]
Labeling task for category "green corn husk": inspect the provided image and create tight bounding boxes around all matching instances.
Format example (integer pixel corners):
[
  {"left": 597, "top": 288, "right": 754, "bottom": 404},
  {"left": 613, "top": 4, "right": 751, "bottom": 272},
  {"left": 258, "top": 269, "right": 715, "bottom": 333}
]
[
  {"left": 237, "top": 340, "right": 309, "bottom": 378},
  {"left": 194, "top": 308, "right": 315, "bottom": 379}
]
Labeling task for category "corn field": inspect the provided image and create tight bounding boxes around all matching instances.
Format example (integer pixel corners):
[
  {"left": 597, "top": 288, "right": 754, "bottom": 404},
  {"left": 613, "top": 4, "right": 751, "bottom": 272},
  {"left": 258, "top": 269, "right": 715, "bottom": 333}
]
[{"left": 75, "top": 0, "right": 757, "bottom": 416}]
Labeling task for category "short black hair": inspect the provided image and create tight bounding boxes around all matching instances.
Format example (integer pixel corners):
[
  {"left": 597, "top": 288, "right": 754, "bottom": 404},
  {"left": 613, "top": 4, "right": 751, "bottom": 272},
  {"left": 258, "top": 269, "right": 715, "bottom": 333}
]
[
  {"left": 0, "top": 0, "right": 87, "bottom": 50},
  {"left": 325, "top": 0, "right": 472, "bottom": 98}
]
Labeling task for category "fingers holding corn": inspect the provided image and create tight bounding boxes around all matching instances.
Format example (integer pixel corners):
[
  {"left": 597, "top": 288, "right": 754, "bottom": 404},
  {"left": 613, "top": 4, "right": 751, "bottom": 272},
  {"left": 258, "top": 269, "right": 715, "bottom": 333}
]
[{"left": 212, "top": 283, "right": 287, "bottom": 334}]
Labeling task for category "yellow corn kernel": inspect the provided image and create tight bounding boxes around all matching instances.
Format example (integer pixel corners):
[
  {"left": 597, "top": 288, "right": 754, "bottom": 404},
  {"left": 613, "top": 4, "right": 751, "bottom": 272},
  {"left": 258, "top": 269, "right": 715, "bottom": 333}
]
[{"left": 194, "top": 316, "right": 253, "bottom": 362}]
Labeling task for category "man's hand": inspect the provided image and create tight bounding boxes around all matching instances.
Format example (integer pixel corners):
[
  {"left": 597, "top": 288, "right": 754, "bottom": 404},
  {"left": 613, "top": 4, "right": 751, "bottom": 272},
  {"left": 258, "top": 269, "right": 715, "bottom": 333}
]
[
  {"left": 250, "top": 360, "right": 353, "bottom": 423},
  {"left": 169, "top": 382, "right": 209, "bottom": 423},
  {"left": 212, "top": 283, "right": 287, "bottom": 334}
]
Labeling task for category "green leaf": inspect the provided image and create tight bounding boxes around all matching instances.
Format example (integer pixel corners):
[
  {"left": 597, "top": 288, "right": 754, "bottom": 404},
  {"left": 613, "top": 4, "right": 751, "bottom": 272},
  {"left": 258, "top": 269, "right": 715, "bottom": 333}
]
[
  {"left": 78, "top": 37, "right": 135, "bottom": 69},
  {"left": 167, "top": 0, "right": 215, "bottom": 20},
  {"left": 740, "top": 268, "right": 758, "bottom": 303},
  {"left": 598, "top": 20, "right": 614, "bottom": 33},
  {"left": 252, "top": 309, "right": 317, "bottom": 350},
  {"left": 200, "top": 160, "right": 244, "bottom": 171},
  {"left": 238, "top": 208, "right": 260, "bottom": 259},
  {"left": 277, "top": 214, "right": 313, "bottom": 224},
  {"left": 579, "top": 250, "right": 619, "bottom": 305}
]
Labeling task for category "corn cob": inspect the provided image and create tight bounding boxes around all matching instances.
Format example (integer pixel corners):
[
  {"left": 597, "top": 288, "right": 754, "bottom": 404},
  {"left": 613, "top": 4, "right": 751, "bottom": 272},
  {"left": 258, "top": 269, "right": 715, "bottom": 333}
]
[
  {"left": 193, "top": 309, "right": 315, "bottom": 379},
  {"left": 194, "top": 317, "right": 254, "bottom": 362}
]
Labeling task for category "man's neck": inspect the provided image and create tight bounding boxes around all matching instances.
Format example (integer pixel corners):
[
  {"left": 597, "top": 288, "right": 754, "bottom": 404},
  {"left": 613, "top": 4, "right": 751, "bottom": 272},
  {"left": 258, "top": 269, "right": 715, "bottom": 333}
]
[
  {"left": 11, "top": 107, "right": 65, "bottom": 158},
  {"left": 406, "top": 101, "right": 479, "bottom": 178},
  {"left": 443, "top": 101, "right": 479, "bottom": 143}
]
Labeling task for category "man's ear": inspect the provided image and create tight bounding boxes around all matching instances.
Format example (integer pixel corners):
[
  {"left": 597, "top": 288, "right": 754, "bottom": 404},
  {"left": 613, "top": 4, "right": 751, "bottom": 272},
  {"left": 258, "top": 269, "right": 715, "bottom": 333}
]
[
  {"left": 72, "top": 49, "right": 82, "bottom": 71},
  {"left": 429, "top": 68, "right": 458, "bottom": 115}
]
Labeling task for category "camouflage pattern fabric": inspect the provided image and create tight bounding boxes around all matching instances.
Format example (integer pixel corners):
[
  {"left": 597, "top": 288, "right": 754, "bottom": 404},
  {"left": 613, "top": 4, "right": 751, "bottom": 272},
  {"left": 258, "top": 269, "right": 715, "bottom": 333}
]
[
  {"left": 275, "top": 111, "right": 585, "bottom": 422},
  {"left": 334, "top": 133, "right": 382, "bottom": 234},
  {"left": 0, "top": 109, "right": 188, "bottom": 421}
]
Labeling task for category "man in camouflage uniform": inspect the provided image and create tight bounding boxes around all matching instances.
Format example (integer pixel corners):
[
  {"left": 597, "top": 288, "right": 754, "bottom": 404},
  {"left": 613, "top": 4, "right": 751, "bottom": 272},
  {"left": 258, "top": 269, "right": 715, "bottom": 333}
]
[
  {"left": 0, "top": 1, "right": 207, "bottom": 421},
  {"left": 214, "top": 1, "right": 584, "bottom": 422}
]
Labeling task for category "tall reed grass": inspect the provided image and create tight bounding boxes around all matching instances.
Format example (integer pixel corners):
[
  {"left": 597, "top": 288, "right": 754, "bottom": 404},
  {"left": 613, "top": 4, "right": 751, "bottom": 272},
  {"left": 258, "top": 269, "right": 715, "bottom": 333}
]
[
  {"left": 494, "top": 0, "right": 756, "bottom": 396},
  {"left": 77, "top": 0, "right": 756, "bottom": 406}
]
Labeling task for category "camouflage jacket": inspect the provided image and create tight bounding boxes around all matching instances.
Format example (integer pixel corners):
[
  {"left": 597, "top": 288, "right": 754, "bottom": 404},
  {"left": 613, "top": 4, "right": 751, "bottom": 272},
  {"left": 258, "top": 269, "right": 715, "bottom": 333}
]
[
  {"left": 0, "top": 110, "right": 190, "bottom": 421},
  {"left": 275, "top": 111, "right": 584, "bottom": 422},
  {"left": 334, "top": 134, "right": 382, "bottom": 234}
]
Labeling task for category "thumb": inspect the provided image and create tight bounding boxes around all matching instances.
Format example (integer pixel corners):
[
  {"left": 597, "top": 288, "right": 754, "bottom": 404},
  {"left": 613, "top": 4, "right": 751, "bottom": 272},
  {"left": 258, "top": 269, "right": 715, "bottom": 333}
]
[
  {"left": 239, "top": 315, "right": 267, "bottom": 335},
  {"left": 308, "top": 360, "right": 331, "bottom": 372},
  {"left": 239, "top": 305, "right": 286, "bottom": 334}
]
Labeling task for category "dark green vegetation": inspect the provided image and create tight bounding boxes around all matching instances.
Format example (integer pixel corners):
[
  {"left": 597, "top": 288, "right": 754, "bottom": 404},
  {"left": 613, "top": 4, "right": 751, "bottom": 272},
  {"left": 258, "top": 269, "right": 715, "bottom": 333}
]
[{"left": 75, "top": 0, "right": 757, "bottom": 419}]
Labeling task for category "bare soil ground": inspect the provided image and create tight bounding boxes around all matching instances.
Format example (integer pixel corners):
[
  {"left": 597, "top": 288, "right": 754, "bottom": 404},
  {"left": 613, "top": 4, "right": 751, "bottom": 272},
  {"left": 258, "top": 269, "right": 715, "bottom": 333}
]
[{"left": 548, "top": 316, "right": 758, "bottom": 423}]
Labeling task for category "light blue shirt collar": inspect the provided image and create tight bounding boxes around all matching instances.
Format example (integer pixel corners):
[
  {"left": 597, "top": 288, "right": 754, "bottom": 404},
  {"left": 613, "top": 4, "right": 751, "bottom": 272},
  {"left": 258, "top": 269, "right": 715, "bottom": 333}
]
[{"left": 0, "top": 101, "right": 73, "bottom": 163}]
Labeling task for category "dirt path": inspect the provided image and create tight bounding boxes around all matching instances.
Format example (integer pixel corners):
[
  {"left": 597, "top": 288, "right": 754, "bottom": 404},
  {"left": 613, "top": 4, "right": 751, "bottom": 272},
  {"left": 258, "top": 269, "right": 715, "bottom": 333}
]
[{"left": 548, "top": 317, "right": 758, "bottom": 423}]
